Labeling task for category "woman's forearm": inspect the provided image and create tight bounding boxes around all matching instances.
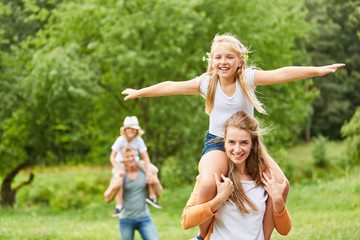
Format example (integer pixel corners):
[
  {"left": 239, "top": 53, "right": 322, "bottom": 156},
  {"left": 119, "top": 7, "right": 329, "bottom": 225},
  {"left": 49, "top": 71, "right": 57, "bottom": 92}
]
[
  {"left": 209, "top": 194, "right": 227, "bottom": 213},
  {"left": 272, "top": 195, "right": 285, "bottom": 214},
  {"left": 182, "top": 177, "right": 216, "bottom": 230},
  {"left": 273, "top": 207, "right": 291, "bottom": 235}
]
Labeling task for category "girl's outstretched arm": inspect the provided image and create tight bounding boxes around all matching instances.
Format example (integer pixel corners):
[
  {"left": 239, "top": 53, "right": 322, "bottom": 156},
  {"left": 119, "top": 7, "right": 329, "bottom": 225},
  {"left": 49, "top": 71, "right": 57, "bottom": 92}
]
[
  {"left": 254, "top": 63, "right": 345, "bottom": 86},
  {"left": 122, "top": 79, "right": 200, "bottom": 100}
]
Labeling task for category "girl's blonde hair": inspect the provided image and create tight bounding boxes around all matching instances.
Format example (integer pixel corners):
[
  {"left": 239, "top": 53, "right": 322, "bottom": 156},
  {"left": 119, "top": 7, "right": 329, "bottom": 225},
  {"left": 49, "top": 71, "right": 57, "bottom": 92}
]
[
  {"left": 224, "top": 111, "right": 269, "bottom": 214},
  {"left": 202, "top": 33, "right": 266, "bottom": 115}
]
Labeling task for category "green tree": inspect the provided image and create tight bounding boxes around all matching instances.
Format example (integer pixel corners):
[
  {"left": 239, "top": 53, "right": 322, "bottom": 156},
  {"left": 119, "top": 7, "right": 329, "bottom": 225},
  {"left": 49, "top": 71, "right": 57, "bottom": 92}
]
[
  {"left": 1, "top": 0, "right": 315, "bottom": 207},
  {"left": 0, "top": 0, "right": 66, "bottom": 208},
  {"left": 305, "top": 0, "right": 360, "bottom": 139},
  {"left": 0, "top": 0, "right": 61, "bottom": 52},
  {"left": 0, "top": 0, "right": 209, "bottom": 207},
  {"left": 0, "top": 44, "right": 98, "bottom": 207}
]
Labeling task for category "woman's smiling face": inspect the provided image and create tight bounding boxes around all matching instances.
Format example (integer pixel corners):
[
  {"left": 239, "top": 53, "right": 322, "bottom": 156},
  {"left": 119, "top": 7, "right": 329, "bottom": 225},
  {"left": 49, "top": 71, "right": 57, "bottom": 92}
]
[{"left": 224, "top": 126, "right": 253, "bottom": 166}]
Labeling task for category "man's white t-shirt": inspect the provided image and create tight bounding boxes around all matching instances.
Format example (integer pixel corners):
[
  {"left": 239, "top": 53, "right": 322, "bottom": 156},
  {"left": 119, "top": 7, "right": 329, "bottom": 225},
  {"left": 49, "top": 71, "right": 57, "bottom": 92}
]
[
  {"left": 197, "top": 68, "right": 256, "bottom": 138},
  {"left": 111, "top": 136, "right": 147, "bottom": 162},
  {"left": 209, "top": 181, "right": 268, "bottom": 240}
]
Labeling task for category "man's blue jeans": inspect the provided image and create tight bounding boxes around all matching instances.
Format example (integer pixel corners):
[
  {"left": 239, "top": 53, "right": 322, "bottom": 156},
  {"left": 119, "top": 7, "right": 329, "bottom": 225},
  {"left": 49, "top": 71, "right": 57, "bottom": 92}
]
[{"left": 119, "top": 216, "right": 159, "bottom": 240}]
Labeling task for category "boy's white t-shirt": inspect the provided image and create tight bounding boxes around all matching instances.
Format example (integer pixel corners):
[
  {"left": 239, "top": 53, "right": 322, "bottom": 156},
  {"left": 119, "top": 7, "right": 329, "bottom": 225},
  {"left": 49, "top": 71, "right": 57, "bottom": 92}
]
[
  {"left": 209, "top": 181, "right": 268, "bottom": 240},
  {"left": 111, "top": 136, "right": 147, "bottom": 162},
  {"left": 197, "top": 68, "right": 256, "bottom": 138}
]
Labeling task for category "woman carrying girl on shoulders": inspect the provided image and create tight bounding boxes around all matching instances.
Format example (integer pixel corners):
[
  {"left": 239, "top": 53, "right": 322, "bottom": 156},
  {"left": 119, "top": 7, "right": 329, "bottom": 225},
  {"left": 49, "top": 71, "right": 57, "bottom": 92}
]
[{"left": 182, "top": 111, "right": 291, "bottom": 240}]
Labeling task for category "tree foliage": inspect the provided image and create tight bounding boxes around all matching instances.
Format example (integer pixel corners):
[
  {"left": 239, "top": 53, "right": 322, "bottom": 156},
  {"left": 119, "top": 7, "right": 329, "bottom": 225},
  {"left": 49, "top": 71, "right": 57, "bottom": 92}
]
[
  {"left": 305, "top": 0, "right": 360, "bottom": 139},
  {"left": 0, "top": 0, "right": 334, "bottom": 207}
]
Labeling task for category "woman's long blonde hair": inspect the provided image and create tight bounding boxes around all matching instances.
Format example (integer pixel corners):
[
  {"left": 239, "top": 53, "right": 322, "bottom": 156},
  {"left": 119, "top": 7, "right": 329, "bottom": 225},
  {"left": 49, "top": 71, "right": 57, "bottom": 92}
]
[
  {"left": 224, "top": 111, "right": 269, "bottom": 213},
  {"left": 201, "top": 33, "right": 266, "bottom": 115}
]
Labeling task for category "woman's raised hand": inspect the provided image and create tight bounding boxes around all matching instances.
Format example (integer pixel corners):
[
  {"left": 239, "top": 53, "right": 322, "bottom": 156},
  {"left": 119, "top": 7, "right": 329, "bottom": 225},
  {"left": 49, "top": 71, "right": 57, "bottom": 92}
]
[
  {"left": 214, "top": 173, "right": 234, "bottom": 201},
  {"left": 262, "top": 169, "right": 286, "bottom": 201}
]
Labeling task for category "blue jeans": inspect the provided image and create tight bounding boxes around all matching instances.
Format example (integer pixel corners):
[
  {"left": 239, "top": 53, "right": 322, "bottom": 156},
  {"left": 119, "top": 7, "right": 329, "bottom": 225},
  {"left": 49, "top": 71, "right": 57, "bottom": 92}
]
[{"left": 119, "top": 216, "right": 159, "bottom": 240}]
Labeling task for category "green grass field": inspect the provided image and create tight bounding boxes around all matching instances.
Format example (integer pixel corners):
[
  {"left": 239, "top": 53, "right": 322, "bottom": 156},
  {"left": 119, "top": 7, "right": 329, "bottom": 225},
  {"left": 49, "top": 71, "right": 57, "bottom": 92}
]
[
  {"left": 286, "top": 140, "right": 347, "bottom": 167},
  {"left": 1, "top": 141, "right": 360, "bottom": 240}
]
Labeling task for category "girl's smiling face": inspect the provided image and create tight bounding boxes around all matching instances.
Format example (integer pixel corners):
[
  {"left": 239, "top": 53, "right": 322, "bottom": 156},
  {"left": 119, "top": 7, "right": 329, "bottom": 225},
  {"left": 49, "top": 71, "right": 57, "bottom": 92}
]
[
  {"left": 224, "top": 126, "right": 253, "bottom": 167},
  {"left": 124, "top": 127, "right": 138, "bottom": 140},
  {"left": 212, "top": 44, "right": 241, "bottom": 81}
]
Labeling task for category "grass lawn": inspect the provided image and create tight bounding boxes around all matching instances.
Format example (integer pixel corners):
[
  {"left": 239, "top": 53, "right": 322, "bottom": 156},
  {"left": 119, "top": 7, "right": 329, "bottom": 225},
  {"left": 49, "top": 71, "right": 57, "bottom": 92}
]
[
  {"left": 286, "top": 140, "right": 347, "bottom": 167},
  {"left": 274, "top": 167, "right": 360, "bottom": 240}
]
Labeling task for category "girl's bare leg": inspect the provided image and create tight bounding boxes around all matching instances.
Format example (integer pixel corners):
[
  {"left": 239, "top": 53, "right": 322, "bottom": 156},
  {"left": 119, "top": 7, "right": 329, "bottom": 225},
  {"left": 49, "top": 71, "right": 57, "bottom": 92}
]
[
  {"left": 104, "top": 179, "right": 122, "bottom": 203},
  {"left": 196, "top": 150, "right": 228, "bottom": 237},
  {"left": 148, "top": 184, "right": 155, "bottom": 198},
  {"left": 115, "top": 186, "right": 123, "bottom": 206}
]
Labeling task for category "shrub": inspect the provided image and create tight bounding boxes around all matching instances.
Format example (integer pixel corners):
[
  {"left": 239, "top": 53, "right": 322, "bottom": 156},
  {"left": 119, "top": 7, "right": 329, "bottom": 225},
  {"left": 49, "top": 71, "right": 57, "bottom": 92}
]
[
  {"left": 341, "top": 107, "right": 360, "bottom": 164},
  {"left": 312, "top": 135, "right": 329, "bottom": 167},
  {"left": 17, "top": 166, "right": 108, "bottom": 210},
  {"left": 161, "top": 156, "right": 197, "bottom": 187},
  {"left": 271, "top": 147, "right": 296, "bottom": 182}
]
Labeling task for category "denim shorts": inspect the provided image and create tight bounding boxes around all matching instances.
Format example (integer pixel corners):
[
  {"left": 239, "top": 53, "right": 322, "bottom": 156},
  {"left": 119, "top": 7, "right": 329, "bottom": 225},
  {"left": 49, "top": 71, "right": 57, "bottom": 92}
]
[{"left": 201, "top": 131, "right": 225, "bottom": 157}]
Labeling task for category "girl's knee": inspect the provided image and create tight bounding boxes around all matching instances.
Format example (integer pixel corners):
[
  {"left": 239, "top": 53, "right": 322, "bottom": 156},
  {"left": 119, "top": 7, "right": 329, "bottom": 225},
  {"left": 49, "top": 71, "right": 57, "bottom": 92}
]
[
  {"left": 199, "top": 151, "right": 228, "bottom": 172},
  {"left": 199, "top": 167, "right": 227, "bottom": 180},
  {"left": 199, "top": 174, "right": 216, "bottom": 190},
  {"left": 197, "top": 174, "right": 217, "bottom": 202}
]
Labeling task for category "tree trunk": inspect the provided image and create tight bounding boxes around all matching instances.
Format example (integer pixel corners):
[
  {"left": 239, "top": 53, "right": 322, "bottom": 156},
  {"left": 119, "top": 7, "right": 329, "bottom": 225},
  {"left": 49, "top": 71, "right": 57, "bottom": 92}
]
[{"left": 0, "top": 154, "right": 37, "bottom": 208}]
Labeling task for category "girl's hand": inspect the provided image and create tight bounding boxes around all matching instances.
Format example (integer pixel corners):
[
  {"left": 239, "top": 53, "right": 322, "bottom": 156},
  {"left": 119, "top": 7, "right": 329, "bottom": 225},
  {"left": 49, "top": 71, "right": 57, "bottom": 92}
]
[
  {"left": 262, "top": 169, "right": 286, "bottom": 202},
  {"left": 214, "top": 173, "right": 234, "bottom": 201},
  {"left": 122, "top": 88, "right": 139, "bottom": 100},
  {"left": 318, "top": 63, "right": 345, "bottom": 76}
]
